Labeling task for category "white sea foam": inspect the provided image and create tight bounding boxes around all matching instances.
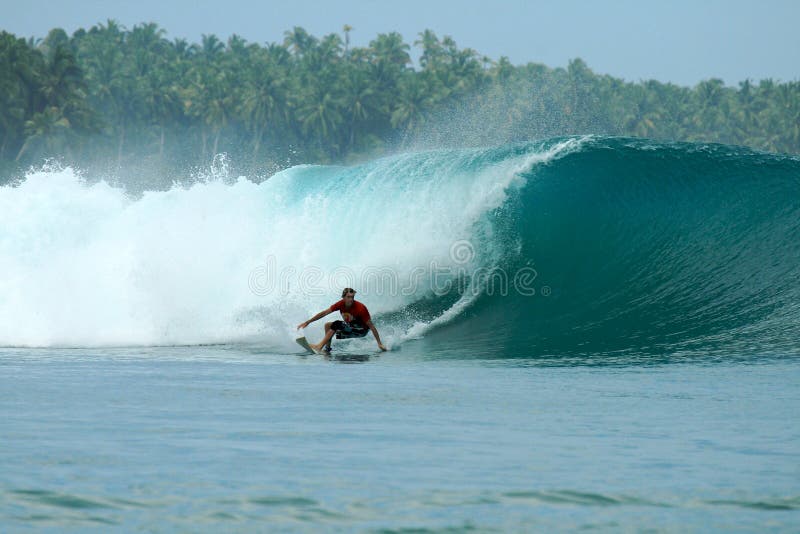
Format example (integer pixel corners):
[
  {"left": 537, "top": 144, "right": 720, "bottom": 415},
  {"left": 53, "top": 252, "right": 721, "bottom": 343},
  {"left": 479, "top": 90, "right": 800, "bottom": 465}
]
[{"left": 0, "top": 140, "right": 582, "bottom": 348}]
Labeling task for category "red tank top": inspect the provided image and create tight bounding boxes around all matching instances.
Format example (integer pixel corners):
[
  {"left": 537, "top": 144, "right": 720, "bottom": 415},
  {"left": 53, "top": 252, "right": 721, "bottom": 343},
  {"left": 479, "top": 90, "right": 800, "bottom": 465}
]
[{"left": 329, "top": 299, "right": 371, "bottom": 324}]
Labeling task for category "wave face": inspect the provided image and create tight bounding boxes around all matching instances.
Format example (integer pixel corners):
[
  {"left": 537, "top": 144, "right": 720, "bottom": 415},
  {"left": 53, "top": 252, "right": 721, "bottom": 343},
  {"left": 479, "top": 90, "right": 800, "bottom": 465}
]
[
  {"left": 426, "top": 138, "right": 800, "bottom": 359},
  {"left": 1, "top": 137, "right": 799, "bottom": 358}
]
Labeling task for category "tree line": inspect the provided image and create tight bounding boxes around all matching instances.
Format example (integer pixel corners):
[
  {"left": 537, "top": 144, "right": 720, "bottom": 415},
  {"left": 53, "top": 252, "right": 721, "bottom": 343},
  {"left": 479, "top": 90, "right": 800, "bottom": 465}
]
[{"left": 1, "top": 21, "right": 799, "bottom": 179}]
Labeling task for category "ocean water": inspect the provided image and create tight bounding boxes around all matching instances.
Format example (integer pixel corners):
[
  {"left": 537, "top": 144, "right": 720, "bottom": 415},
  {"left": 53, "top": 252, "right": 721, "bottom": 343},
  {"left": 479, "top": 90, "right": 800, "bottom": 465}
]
[{"left": 1, "top": 137, "right": 799, "bottom": 531}]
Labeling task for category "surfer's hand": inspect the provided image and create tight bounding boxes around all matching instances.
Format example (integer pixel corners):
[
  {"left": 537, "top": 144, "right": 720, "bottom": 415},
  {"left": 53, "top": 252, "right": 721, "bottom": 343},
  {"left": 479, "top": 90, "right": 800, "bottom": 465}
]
[
  {"left": 378, "top": 343, "right": 387, "bottom": 351},
  {"left": 297, "top": 321, "right": 308, "bottom": 330}
]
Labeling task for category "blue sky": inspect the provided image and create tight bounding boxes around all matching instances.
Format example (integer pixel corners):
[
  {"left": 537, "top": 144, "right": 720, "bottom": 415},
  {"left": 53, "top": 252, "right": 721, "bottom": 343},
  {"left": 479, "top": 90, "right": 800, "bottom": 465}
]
[{"left": 2, "top": 0, "right": 798, "bottom": 86}]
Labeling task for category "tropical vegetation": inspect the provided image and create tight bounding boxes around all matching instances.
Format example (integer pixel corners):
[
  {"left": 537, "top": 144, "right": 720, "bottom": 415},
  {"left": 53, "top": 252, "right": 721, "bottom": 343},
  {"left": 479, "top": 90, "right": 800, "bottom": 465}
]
[{"left": 1, "top": 22, "right": 799, "bottom": 180}]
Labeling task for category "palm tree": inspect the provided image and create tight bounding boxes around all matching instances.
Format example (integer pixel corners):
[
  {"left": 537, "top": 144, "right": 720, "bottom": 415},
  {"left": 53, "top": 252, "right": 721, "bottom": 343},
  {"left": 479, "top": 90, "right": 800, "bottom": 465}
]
[
  {"left": 200, "top": 34, "right": 224, "bottom": 59},
  {"left": 370, "top": 32, "right": 410, "bottom": 67},
  {"left": 194, "top": 71, "right": 234, "bottom": 159},
  {"left": 391, "top": 75, "right": 433, "bottom": 145},
  {"left": 492, "top": 56, "right": 514, "bottom": 82},
  {"left": 774, "top": 82, "right": 800, "bottom": 152},
  {"left": 694, "top": 78, "right": 728, "bottom": 140},
  {"left": 623, "top": 85, "right": 661, "bottom": 137},
  {"left": 38, "top": 28, "right": 71, "bottom": 58},
  {"left": 185, "top": 36, "right": 236, "bottom": 161},
  {"left": 0, "top": 31, "right": 37, "bottom": 158},
  {"left": 15, "top": 106, "right": 70, "bottom": 161},
  {"left": 17, "top": 41, "right": 97, "bottom": 162},
  {"left": 297, "top": 84, "right": 344, "bottom": 156},
  {"left": 144, "top": 67, "right": 181, "bottom": 158},
  {"left": 283, "top": 27, "right": 317, "bottom": 57},
  {"left": 76, "top": 20, "right": 133, "bottom": 165},
  {"left": 38, "top": 45, "right": 84, "bottom": 108},
  {"left": 342, "top": 25, "right": 353, "bottom": 57},
  {"left": 342, "top": 68, "right": 382, "bottom": 151},
  {"left": 415, "top": 30, "right": 442, "bottom": 70},
  {"left": 242, "top": 55, "right": 287, "bottom": 158}
]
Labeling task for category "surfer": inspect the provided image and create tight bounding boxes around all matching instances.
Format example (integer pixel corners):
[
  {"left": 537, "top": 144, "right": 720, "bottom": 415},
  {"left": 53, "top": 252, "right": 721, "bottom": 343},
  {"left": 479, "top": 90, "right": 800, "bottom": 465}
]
[{"left": 297, "top": 288, "right": 387, "bottom": 353}]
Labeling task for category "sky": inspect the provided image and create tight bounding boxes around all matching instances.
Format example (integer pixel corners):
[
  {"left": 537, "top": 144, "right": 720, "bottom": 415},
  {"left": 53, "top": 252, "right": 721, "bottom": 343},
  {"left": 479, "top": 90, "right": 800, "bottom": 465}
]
[{"left": 2, "top": 0, "right": 798, "bottom": 87}]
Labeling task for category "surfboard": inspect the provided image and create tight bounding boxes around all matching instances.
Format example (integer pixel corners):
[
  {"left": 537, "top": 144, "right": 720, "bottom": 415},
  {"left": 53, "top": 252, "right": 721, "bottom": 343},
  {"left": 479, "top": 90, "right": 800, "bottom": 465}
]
[
  {"left": 296, "top": 336, "right": 387, "bottom": 358},
  {"left": 295, "top": 336, "right": 330, "bottom": 355},
  {"left": 295, "top": 336, "right": 315, "bottom": 353}
]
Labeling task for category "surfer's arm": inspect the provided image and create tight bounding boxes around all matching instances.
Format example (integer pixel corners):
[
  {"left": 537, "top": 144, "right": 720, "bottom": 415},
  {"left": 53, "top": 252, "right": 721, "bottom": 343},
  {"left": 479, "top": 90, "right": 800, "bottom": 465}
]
[
  {"left": 366, "top": 320, "right": 387, "bottom": 351},
  {"left": 297, "top": 308, "right": 333, "bottom": 329}
]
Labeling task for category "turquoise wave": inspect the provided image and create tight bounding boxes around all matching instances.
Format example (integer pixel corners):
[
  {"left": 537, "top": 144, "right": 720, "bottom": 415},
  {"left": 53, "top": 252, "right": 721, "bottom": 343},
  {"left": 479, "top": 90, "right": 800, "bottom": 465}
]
[
  {"left": 405, "top": 137, "right": 800, "bottom": 358},
  {"left": 1, "top": 136, "right": 797, "bottom": 356}
]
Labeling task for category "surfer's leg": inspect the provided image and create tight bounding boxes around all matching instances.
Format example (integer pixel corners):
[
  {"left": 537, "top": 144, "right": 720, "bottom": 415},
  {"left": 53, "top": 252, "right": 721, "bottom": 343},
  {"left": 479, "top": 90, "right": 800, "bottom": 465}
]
[
  {"left": 312, "top": 327, "right": 336, "bottom": 352},
  {"left": 311, "top": 323, "right": 336, "bottom": 350},
  {"left": 323, "top": 322, "right": 333, "bottom": 351}
]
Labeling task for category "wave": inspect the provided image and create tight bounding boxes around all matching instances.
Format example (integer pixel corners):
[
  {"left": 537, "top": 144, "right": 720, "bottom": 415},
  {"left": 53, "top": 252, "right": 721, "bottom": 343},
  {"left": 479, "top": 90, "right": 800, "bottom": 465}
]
[{"left": 1, "top": 137, "right": 798, "bottom": 359}]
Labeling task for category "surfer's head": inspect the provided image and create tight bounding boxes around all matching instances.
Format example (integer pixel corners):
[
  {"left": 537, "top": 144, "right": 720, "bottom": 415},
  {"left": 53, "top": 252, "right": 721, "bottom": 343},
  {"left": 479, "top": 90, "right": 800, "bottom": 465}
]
[{"left": 341, "top": 287, "right": 356, "bottom": 305}]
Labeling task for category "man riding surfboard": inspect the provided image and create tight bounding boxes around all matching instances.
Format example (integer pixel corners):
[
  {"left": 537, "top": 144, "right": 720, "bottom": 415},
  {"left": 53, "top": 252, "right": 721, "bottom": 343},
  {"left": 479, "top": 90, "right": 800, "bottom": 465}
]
[{"left": 297, "top": 288, "right": 387, "bottom": 353}]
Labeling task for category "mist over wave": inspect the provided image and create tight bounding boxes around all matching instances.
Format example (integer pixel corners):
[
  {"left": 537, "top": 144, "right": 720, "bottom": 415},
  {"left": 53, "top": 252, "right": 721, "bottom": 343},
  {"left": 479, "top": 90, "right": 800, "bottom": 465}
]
[{"left": 1, "top": 136, "right": 798, "bottom": 359}]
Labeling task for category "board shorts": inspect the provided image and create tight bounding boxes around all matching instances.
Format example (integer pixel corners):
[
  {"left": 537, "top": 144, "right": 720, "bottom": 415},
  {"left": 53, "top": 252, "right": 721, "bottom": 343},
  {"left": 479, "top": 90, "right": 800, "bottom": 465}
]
[{"left": 331, "top": 320, "right": 369, "bottom": 339}]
